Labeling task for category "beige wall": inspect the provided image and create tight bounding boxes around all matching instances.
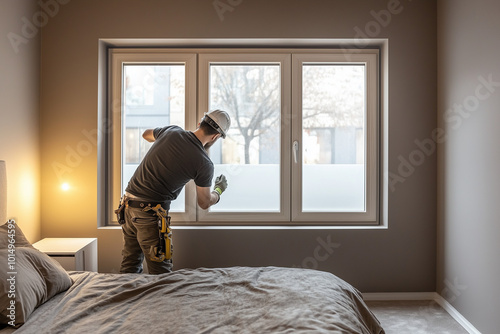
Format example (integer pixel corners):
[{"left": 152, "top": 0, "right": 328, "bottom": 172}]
[
  {"left": 0, "top": 0, "right": 41, "bottom": 242},
  {"left": 39, "top": 0, "right": 437, "bottom": 292},
  {"left": 438, "top": 0, "right": 500, "bottom": 332}
]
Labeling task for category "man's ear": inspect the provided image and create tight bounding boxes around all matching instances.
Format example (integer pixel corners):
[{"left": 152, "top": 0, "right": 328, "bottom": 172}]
[{"left": 211, "top": 133, "right": 221, "bottom": 141}]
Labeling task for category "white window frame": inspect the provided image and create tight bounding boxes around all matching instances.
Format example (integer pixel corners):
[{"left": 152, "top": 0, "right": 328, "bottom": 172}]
[
  {"left": 291, "top": 51, "right": 379, "bottom": 223},
  {"left": 102, "top": 46, "right": 382, "bottom": 227},
  {"left": 108, "top": 49, "right": 197, "bottom": 224},
  {"left": 197, "top": 52, "right": 292, "bottom": 223}
]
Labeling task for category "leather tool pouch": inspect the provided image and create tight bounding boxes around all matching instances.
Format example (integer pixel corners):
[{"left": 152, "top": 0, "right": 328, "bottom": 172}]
[{"left": 114, "top": 198, "right": 126, "bottom": 225}]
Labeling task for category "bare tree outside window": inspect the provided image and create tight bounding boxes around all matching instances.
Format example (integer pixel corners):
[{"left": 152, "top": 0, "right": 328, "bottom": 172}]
[
  {"left": 207, "top": 63, "right": 282, "bottom": 212},
  {"left": 302, "top": 64, "right": 365, "bottom": 165},
  {"left": 210, "top": 65, "right": 281, "bottom": 165}
]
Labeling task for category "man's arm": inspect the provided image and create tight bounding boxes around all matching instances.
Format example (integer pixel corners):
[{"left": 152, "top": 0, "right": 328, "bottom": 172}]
[
  {"left": 142, "top": 129, "right": 155, "bottom": 142},
  {"left": 196, "top": 186, "right": 220, "bottom": 210}
]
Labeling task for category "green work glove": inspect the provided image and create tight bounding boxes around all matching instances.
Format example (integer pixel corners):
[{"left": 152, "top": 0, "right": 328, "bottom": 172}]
[{"left": 213, "top": 174, "right": 228, "bottom": 196}]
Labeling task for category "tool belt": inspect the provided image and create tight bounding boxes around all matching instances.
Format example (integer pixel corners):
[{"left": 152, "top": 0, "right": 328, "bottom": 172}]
[
  {"left": 114, "top": 196, "right": 168, "bottom": 224},
  {"left": 127, "top": 200, "right": 169, "bottom": 210},
  {"left": 115, "top": 197, "right": 173, "bottom": 263}
]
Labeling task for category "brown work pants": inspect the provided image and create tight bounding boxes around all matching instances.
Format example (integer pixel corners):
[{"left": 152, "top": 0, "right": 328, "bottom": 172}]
[{"left": 120, "top": 205, "right": 172, "bottom": 274}]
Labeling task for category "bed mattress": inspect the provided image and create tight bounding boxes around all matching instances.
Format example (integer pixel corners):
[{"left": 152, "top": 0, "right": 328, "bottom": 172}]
[{"left": 7, "top": 266, "right": 383, "bottom": 334}]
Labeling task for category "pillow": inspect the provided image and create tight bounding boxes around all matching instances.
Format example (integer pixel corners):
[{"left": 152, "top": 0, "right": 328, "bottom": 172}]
[
  {"left": 0, "top": 246, "right": 73, "bottom": 328},
  {"left": 0, "top": 219, "right": 34, "bottom": 249}
]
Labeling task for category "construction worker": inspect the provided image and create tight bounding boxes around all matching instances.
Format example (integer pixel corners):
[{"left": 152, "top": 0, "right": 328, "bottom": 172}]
[{"left": 119, "top": 109, "right": 231, "bottom": 274}]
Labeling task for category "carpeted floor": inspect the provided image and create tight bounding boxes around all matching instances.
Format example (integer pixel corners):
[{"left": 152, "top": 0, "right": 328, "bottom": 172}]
[{"left": 365, "top": 300, "right": 469, "bottom": 334}]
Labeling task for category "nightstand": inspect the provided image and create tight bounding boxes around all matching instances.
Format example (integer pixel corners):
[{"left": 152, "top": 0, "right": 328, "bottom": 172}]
[{"left": 33, "top": 238, "right": 98, "bottom": 272}]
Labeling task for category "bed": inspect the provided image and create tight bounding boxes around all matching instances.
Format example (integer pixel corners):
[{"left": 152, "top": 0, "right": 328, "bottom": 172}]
[{"left": 0, "top": 160, "right": 384, "bottom": 333}]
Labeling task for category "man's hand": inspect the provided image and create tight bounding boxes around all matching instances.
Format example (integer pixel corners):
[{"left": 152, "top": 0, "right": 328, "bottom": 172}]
[
  {"left": 213, "top": 174, "right": 227, "bottom": 195},
  {"left": 211, "top": 174, "right": 227, "bottom": 204},
  {"left": 196, "top": 175, "right": 228, "bottom": 209}
]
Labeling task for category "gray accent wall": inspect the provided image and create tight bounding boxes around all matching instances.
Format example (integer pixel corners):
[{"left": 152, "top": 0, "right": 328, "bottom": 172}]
[
  {"left": 38, "top": 0, "right": 438, "bottom": 293},
  {"left": 438, "top": 0, "right": 500, "bottom": 332}
]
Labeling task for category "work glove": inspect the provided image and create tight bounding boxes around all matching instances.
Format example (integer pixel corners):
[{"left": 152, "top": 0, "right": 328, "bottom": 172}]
[{"left": 213, "top": 174, "right": 228, "bottom": 196}]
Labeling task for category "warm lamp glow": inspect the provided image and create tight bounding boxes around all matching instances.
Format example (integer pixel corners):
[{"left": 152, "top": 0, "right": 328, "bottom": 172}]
[
  {"left": 61, "top": 183, "right": 70, "bottom": 191},
  {"left": 19, "top": 170, "right": 36, "bottom": 204}
]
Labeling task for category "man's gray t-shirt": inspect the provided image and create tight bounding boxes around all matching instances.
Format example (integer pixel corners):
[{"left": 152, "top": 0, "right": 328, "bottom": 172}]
[{"left": 125, "top": 126, "right": 214, "bottom": 204}]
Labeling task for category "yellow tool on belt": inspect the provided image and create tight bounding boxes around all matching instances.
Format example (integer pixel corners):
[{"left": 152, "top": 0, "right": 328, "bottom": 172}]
[{"left": 143, "top": 204, "right": 173, "bottom": 262}]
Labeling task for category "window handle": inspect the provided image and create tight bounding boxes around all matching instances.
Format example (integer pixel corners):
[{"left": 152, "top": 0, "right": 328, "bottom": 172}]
[{"left": 293, "top": 140, "right": 299, "bottom": 164}]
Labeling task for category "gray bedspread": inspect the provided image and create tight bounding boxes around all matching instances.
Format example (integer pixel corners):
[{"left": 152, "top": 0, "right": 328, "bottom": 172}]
[{"left": 14, "top": 266, "right": 384, "bottom": 334}]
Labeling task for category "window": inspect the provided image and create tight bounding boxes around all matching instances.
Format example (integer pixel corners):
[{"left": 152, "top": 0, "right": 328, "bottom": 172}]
[
  {"left": 291, "top": 53, "right": 379, "bottom": 223},
  {"left": 108, "top": 52, "right": 197, "bottom": 223},
  {"left": 104, "top": 47, "right": 380, "bottom": 226},
  {"left": 122, "top": 63, "right": 188, "bottom": 213},
  {"left": 198, "top": 53, "right": 291, "bottom": 222}
]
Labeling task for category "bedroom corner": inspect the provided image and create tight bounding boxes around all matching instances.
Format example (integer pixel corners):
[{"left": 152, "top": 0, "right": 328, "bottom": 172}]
[{"left": 0, "top": 0, "right": 42, "bottom": 244}]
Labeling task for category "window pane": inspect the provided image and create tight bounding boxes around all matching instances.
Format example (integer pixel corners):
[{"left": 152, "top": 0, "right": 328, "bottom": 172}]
[
  {"left": 208, "top": 64, "right": 281, "bottom": 212},
  {"left": 122, "top": 64, "right": 186, "bottom": 212},
  {"left": 302, "top": 65, "right": 365, "bottom": 212}
]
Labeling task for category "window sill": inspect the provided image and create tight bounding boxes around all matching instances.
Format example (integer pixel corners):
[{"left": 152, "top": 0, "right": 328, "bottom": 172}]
[{"left": 99, "top": 224, "right": 388, "bottom": 230}]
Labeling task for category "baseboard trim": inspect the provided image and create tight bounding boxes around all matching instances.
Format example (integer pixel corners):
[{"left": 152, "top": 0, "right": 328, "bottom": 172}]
[
  {"left": 363, "top": 292, "right": 481, "bottom": 334},
  {"left": 363, "top": 292, "right": 437, "bottom": 301}
]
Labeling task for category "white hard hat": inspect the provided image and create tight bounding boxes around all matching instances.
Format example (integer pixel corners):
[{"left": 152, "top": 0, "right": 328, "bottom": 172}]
[{"left": 203, "top": 109, "right": 231, "bottom": 138}]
